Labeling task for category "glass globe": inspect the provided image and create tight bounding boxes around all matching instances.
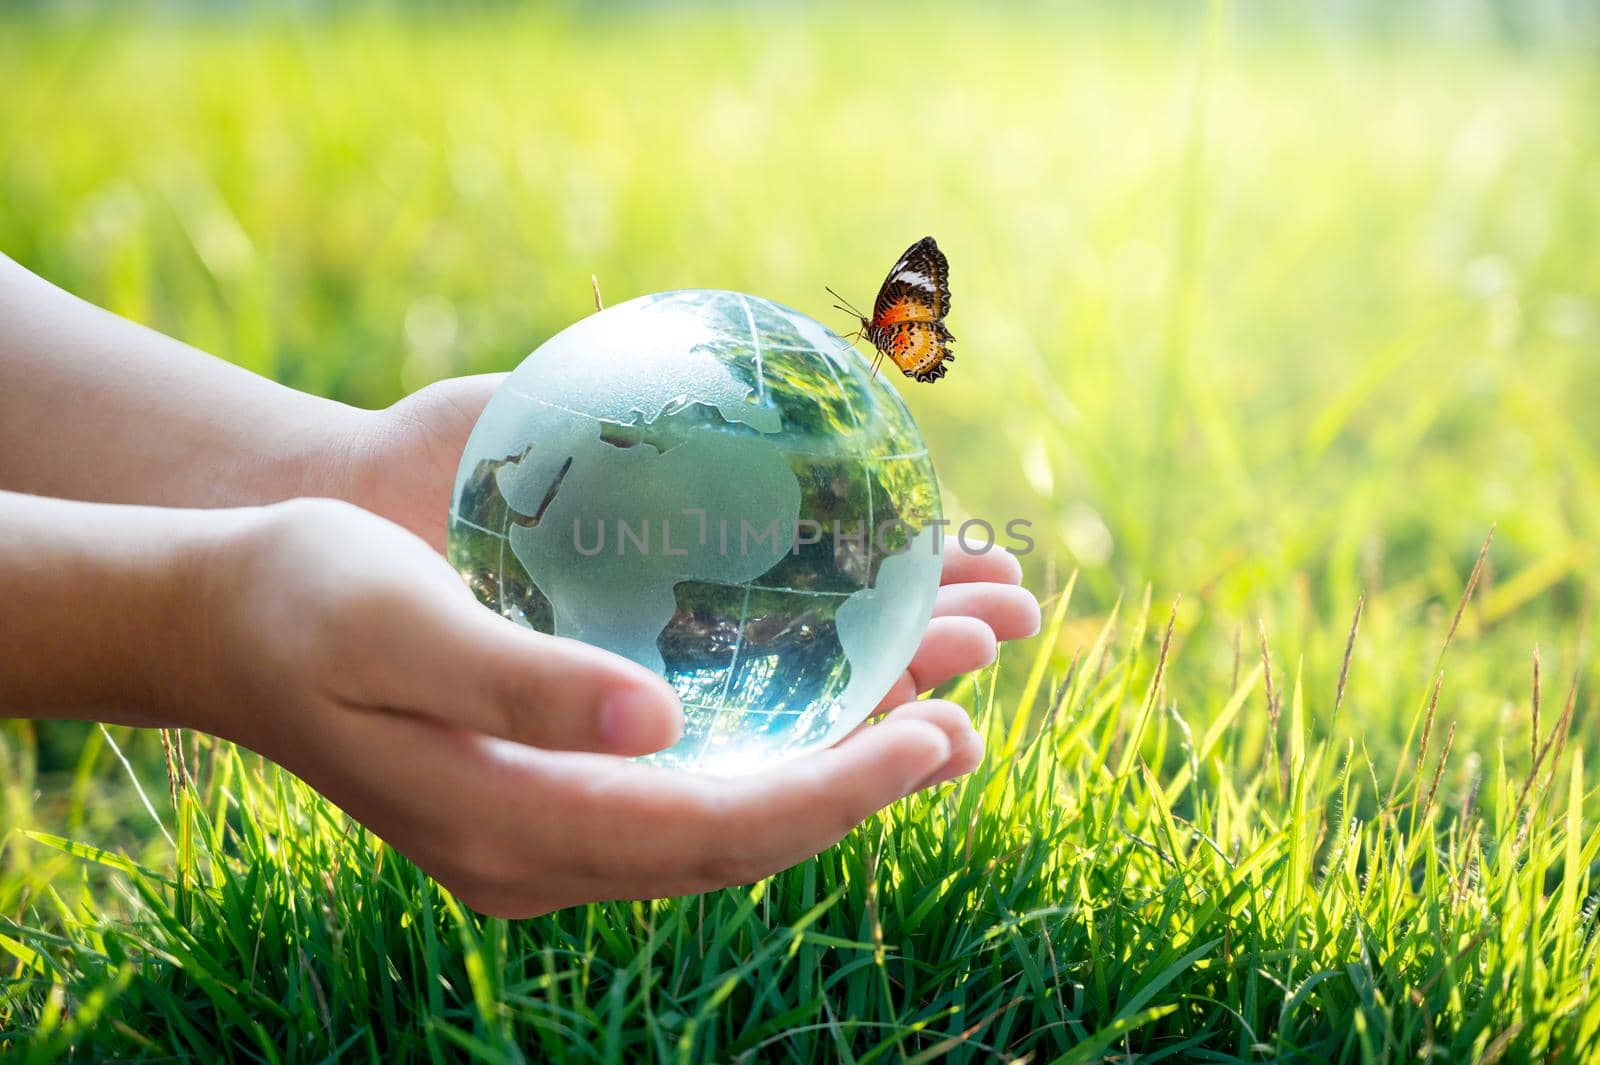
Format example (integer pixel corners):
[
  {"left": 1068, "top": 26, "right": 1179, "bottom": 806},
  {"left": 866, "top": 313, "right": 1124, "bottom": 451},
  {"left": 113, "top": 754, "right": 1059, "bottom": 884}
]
[{"left": 447, "top": 290, "right": 942, "bottom": 773}]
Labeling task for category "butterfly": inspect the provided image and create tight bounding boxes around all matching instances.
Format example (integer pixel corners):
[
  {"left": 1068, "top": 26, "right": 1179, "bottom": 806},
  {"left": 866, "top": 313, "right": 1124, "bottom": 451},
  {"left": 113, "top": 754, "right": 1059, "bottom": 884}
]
[{"left": 829, "top": 236, "right": 955, "bottom": 383}]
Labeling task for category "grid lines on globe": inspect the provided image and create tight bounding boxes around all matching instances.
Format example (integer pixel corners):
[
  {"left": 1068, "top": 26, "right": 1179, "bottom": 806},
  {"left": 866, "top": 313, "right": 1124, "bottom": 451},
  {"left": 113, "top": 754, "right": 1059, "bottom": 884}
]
[{"left": 736, "top": 292, "right": 767, "bottom": 406}]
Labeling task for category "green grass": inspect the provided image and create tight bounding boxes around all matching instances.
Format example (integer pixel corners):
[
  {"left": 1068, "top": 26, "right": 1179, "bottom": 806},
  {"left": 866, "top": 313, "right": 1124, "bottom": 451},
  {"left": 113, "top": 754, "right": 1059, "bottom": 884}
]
[{"left": 3, "top": 4, "right": 1600, "bottom": 1061}]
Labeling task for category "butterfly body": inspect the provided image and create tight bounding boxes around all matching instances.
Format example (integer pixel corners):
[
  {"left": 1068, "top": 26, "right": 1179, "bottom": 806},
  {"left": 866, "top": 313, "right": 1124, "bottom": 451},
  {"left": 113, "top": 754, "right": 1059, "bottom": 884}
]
[{"left": 834, "top": 236, "right": 955, "bottom": 383}]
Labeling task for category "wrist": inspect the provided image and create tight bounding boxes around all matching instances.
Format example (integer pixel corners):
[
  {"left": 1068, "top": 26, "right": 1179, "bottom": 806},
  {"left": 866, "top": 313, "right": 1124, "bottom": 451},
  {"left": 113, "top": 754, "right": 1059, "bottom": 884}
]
[
  {"left": 164, "top": 498, "right": 342, "bottom": 749},
  {"left": 316, "top": 406, "right": 398, "bottom": 519},
  {"left": 0, "top": 492, "right": 249, "bottom": 732},
  {"left": 153, "top": 504, "right": 267, "bottom": 738},
  {"left": 239, "top": 398, "right": 373, "bottom": 508}
]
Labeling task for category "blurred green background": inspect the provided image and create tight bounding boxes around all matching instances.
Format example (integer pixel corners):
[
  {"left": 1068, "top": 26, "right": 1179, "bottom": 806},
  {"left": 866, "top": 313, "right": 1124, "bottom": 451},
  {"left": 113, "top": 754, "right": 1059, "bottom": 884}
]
[{"left": 6, "top": 3, "right": 1597, "bottom": 601}]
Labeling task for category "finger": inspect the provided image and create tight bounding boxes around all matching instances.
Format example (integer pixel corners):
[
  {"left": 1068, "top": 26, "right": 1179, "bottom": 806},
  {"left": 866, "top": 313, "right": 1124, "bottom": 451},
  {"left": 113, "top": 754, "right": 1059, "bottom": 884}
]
[
  {"left": 870, "top": 616, "right": 997, "bottom": 713},
  {"left": 353, "top": 595, "right": 684, "bottom": 756},
  {"left": 696, "top": 709, "right": 958, "bottom": 876},
  {"left": 576, "top": 700, "right": 979, "bottom": 901},
  {"left": 427, "top": 707, "right": 969, "bottom": 911},
  {"left": 905, "top": 615, "right": 997, "bottom": 690},
  {"left": 885, "top": 700, "right": 986, "bottom": 788},
  {"left": 424, "top": 716, "right": 951, "bottom": 907},
  {"left": 562, "top": 713, "right": 955, "bottom": 901},
  {"left": 873, "top": 672, "right": 918, "bottom": 713},
  {"left": 933, "top": 582, "right": 1042, "bottom": 641},
  {"left": 939, "top": 540, "right": 1024, "bottom": 586}
]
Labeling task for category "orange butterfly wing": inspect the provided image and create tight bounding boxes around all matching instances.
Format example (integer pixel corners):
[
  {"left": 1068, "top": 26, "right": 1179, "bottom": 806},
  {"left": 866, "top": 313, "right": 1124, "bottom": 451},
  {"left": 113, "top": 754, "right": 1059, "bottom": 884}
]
[
  {"left": 877, "top": 321, "right": 953, "bottom": 382},
  {"left": 866, "top": 237, "right": 955, "bottom": 382}
]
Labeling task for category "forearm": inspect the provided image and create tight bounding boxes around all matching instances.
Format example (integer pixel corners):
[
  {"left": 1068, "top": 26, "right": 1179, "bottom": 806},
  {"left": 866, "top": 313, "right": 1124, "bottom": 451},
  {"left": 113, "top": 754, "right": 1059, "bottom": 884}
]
[
  {"left": 0, "top": 488, "right": 233, "bottom": 727},
  {"left": 0, "top": 253, "right": 364, "bottom": 508}
]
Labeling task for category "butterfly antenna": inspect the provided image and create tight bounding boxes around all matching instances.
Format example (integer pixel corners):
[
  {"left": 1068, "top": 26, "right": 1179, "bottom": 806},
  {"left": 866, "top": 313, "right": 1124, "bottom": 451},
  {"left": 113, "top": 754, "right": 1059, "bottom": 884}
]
[{"left": 825, "top": 285, "right": 867, "bottom": 321}]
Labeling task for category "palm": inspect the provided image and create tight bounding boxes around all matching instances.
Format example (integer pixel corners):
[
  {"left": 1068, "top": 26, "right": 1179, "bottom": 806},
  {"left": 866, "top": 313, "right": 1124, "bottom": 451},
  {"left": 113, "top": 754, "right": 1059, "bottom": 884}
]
[{"left": 354, "top": 375, "right": 1040, "bottom": 708}]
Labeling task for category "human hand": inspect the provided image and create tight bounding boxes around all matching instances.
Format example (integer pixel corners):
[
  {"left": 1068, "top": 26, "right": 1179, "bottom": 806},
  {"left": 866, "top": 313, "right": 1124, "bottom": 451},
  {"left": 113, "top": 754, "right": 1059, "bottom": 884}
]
[
  {"left": 338, "top": 375, "right": 508, "bottom": 552},
  {"left": 190, "top": 497, "right": 988, "bottom": 917}
]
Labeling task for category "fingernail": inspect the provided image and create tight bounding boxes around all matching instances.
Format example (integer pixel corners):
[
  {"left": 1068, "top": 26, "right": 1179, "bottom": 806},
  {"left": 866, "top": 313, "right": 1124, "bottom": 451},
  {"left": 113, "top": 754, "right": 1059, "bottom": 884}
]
[{"left": 599, "top": 689, "right": 679, "bottom": 751}]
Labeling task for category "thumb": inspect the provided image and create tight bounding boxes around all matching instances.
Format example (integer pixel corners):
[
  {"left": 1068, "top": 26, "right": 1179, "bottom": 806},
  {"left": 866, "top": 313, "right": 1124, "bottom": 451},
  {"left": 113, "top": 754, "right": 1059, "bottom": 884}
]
[{"left": 353, "top": 590, "right": 685, "bottom": 756}]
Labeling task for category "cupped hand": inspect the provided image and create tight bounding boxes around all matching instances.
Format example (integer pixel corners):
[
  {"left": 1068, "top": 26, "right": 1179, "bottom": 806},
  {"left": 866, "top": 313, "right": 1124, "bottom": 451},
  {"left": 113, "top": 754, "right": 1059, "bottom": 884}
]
[{"left": 193, "top": 498, "right": 989, "bottom": 917}]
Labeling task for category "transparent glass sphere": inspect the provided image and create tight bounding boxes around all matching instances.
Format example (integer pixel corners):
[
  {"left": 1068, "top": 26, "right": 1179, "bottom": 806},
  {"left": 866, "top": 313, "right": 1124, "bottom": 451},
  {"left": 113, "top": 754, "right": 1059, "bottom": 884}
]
[{"left": 447, "top": 290, "right": 942, "bottom": 773}]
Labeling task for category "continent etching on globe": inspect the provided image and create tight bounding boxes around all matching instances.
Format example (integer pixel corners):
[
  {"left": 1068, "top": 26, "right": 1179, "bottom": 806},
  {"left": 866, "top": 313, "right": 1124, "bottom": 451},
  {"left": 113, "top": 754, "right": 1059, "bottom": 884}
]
[{"left": 497, "top": 403, "right": 801, "bottom": 676}]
